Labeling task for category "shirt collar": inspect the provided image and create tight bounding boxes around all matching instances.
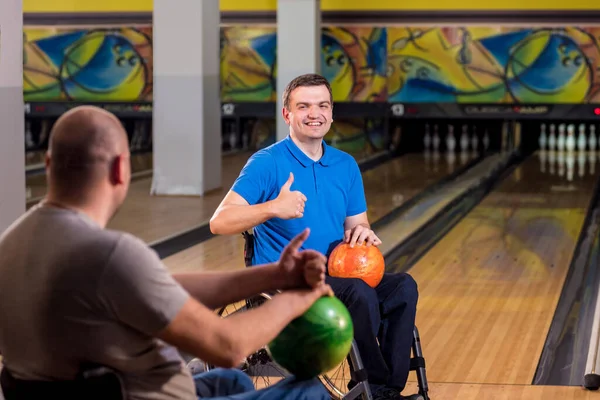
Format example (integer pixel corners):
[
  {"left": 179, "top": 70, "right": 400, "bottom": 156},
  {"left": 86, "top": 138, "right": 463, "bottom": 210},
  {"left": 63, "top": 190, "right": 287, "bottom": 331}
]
[{"left": 284, "top": 135, "right": 331, "bottom": 167}]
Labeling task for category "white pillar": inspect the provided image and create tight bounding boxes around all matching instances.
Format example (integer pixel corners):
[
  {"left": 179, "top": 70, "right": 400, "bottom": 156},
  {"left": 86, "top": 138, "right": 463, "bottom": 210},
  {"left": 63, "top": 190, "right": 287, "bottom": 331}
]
[
  {"left": 0, "top": 0, "right": 25, "bottom": 233},
  {"left": 276, "top": 0, "right": 321, "bottom": 141},
  {"left": 151, "top": 0, "right": 221, "bottom": 196}
]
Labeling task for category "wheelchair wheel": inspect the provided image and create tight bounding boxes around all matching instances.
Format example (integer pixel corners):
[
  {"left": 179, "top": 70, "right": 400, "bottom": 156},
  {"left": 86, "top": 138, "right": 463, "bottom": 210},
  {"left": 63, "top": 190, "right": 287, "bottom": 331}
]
[
  {"left": 319, "top": 359, "right": 352, "bottom": 399},
  {"left": 203, "top": 293, "right": 366, "bottom": 399},
  {"left": 205, "top": 293, "right": 291, "bottom": 390}
]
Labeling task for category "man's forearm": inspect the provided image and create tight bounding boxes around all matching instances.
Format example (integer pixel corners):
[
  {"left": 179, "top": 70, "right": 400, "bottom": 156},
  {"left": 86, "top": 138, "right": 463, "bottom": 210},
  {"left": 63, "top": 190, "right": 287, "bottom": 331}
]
[
  {"left": 210, "top": 203, "right": 276, "bottom": 235},
  {"left": 172, "top": 263, "right": 285, "bottom": 309}
]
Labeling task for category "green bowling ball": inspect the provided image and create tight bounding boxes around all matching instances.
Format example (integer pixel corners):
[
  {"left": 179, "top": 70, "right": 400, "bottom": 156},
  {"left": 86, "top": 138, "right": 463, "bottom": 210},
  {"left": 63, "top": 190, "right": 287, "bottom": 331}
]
[{"left": 267, "top": 295, "right": 354, "bottom": 379}]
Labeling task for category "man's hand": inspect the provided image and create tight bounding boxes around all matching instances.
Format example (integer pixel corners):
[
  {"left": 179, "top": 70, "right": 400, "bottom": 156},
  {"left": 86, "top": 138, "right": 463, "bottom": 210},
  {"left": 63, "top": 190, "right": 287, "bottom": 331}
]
[
  {"left": 344, "top": 224, "right": 382, "bottom": 247},
  {"left": 277, "top": 228, "right": 327, "bottom": 289},
  {"left": 272, "top": 172, "right": 307, "bottom": 219}
]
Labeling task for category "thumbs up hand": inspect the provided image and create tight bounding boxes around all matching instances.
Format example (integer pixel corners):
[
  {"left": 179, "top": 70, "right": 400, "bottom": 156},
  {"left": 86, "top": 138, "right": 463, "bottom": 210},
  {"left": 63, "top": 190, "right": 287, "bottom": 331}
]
[{"left": 273, "top": 172, "right": 307, "bottom": 219}]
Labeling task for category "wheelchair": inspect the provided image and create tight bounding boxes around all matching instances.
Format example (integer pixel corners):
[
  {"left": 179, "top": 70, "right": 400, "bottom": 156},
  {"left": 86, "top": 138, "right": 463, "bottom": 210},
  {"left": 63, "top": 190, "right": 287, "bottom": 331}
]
[
  {"left": 1, "top": 364, "right": 124, "bottom": 400},
  {"left": 191, "top": 231, "right": 430, "bottom": 400}
]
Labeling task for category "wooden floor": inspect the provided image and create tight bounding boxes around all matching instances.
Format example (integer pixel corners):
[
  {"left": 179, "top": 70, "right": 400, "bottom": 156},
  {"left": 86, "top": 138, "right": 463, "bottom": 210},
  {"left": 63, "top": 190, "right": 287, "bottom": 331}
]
[
  {"left": 163, "top": 152, "right": 464, "bottom": 272},
  {"left": 403, "top": 381, "right": 600, "bottom": 399},
  {"left": 407, "top": 150, "right": 600, "bottom": 387}
]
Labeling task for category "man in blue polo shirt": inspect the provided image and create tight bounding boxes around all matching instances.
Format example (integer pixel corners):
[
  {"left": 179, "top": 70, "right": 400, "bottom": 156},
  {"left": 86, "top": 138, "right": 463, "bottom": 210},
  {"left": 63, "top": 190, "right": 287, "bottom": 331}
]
[{"left": 210, "top": 73, "right": 419, "bottom": 400}]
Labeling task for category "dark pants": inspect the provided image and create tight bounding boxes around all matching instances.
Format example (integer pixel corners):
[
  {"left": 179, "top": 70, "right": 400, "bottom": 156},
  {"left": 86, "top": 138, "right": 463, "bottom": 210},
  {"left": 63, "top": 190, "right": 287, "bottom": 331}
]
[
  {"left": 194, "top": 368, "right": 330, "bottom": 399},
  {"left": 326, "top": 272, "right": 418, "bottom": 393}
]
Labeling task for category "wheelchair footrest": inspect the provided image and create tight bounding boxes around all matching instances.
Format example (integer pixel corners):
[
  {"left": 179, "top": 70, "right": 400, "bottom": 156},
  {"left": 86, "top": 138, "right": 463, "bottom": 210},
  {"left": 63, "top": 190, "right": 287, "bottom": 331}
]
[{"left": 410, "top": 356, "right": 425, "bottom": 370}]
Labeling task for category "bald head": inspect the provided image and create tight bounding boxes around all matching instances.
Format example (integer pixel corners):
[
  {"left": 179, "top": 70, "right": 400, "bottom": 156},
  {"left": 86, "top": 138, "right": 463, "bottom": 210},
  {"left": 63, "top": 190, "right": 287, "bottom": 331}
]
[{"left": 47, "top": 106, "right": 129, "bottom": 198}]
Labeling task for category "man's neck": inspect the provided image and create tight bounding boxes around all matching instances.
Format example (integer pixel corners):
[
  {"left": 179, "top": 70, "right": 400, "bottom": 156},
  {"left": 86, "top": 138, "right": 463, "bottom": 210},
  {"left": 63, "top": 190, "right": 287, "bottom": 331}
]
[
  {"left": 42, "top": 193, "right": 109, "bottom": 228},
  {"left": 290, "top": 133, "right": 323, "bottom": 161}
]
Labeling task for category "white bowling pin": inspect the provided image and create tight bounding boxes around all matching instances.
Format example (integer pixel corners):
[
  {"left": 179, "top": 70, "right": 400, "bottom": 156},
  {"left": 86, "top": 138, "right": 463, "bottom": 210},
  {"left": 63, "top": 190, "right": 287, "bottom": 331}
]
[
  {"left": 432, "top": 125, "right": 441, "bottom": 150},
  {"left": 539, "top": 123, "right": 547, "bottom": 150},
  {"left": 590, "top": 151, "right": 597, "bottom": 175},
  {"left": 557, "top": 124, "right": 566, "bottom": 151},
  {"left": 565, "top": 124, "right": 576, "bottom": 152},
  {"left": 483, "top": 129, "right": 490, "bottom": 151},
  {"left": 548, "top": 124, "right": 556, "bottom": 150},
  {"left": 471, "top": 127, "right": 479, "bottom": 151},
  {"left": 589, "top": 125, "right": 597, "bottom": 151},
  {"left": 446, "top": 125, "right": 456, "bottom": 152},
  {"left": 577, "top": 123, "right": 586, "bottom": 152},
  {"left": 460, "top": 125, "right": 469, "bottom": 151},
  {"left": 424, "top": 124, "right": 431, "bottom": 150}
]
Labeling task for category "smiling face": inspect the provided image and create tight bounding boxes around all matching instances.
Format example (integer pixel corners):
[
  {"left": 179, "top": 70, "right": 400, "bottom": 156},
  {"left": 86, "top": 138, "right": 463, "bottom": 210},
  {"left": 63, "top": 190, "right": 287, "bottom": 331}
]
[{"left": 283, "top": 84, "right": 333, "bottom": 141}]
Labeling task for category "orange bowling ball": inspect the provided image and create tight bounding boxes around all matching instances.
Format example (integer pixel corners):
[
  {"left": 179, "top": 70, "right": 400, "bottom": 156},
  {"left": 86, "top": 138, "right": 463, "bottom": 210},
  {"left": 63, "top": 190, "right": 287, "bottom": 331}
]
[{"left": 327, "top": 242, "right": 385, "bottom": 288}]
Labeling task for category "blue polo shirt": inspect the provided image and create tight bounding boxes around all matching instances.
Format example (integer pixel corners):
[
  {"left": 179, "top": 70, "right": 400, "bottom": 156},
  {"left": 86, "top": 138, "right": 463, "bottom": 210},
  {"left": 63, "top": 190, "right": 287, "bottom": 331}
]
[{"left": 231, "top": 135, "right": 367, "bottom": 265}]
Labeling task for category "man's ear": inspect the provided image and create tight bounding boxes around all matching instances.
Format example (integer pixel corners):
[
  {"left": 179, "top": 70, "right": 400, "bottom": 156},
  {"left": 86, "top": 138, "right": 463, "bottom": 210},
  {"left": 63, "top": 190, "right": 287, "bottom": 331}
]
[
  {"left": 110, "top": 154, "right": 126, "bottom": 185},
  {"left": 282, "top": 107, "right": 291, "bottom": 125}
]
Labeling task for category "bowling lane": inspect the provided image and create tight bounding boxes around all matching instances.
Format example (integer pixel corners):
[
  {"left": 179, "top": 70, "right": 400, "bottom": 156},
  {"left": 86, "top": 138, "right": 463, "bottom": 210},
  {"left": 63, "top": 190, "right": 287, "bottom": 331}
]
[
  {"left": 376, "top": 152, "right": 508, "bottom": 256},
  {"left": 163, "top": 152, "right": 472, "bottom": 272},
  {"left": 404, "top": 150, "right": 600, "bottom": 386}
]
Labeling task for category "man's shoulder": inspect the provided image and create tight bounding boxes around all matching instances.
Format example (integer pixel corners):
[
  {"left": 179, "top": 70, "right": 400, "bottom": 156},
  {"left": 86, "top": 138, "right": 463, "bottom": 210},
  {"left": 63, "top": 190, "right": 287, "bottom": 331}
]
[{"left": 106, "top": 230, "right": 157, "bottom": 262}]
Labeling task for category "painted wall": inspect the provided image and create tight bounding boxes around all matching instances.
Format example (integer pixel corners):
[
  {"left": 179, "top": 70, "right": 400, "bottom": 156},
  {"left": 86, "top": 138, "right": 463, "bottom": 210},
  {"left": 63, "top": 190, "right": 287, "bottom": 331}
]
[
  {"left": 22, "top": 0, "right": 600, "bottom": 12},
  {"left": 23, "top": 25, "right": 600, "bottom": 104}
]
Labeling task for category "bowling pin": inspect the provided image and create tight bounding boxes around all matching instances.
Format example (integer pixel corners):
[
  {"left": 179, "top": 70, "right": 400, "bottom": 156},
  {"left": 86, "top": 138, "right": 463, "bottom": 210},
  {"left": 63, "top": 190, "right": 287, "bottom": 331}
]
[
  {"left": 483, "top": 129, "right": 490, "bottom": 151},
  {"left": 589, "top": 125, "right": 597, "bottom": 151},
  {"left": 557, "top": 124, "right": 566, "bottom": 151},
  {"left": 590, "top": 151, "right": 597, "bottom": 175},
  {"left": 566, "top": 124, "right": 576, "bottom": 152},
  {"left": 578, "top": 151, "right": 586, "bottom": 178},
  {"left": 577, "top": 123, "right": 586, "bottom": 152},
  {"left": 446, "top": 125, "right": 456, "bottom": 152},
  {"left": 548, "top": 124, "right": 556, "bottom": 150},
  {"left": 539, "top": 123, "right": 547, "bottom": 150},
  {"left": 25, "top": 121, "right": 34, "bottom": 149},
  {"left": 460, "top": 125, "right": 469, "bottom": 151},
  {"left": 424, "top": 124, "right": 431, "bottom": 150},
  {"left": 471, "top": 126, "right": 479, "bottom": 152},
  {"left": 432, "top": 124, "right": 441, "bottom": 150}
]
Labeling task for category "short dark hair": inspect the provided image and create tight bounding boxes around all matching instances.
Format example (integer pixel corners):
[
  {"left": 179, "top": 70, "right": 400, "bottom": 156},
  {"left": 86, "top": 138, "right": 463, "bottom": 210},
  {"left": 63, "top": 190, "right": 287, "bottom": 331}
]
[{"left": 282, "top": 73, "right": 333, "bottom": 110}]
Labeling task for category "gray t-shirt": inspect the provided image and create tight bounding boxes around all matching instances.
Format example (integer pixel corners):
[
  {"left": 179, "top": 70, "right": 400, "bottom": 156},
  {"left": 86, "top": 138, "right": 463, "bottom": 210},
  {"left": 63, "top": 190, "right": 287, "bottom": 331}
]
[{"left": 0, "top": 205, "right": 195, "bottom": 399}]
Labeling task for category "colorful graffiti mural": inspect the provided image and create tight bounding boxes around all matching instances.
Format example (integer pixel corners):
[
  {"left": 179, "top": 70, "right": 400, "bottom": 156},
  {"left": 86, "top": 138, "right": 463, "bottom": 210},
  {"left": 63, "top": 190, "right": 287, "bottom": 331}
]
[
  {"left": 220, "top": 26, "right": 277, "bottom": 102},
  {"left": 23, "top": 27, "right": 153, "bottom": 102},
  {"left": 22, "top": 25, "right": 600, "bottom": 104},
  {"left": 388, "top": 26, "right": 600, "bottom": 104},
  {"left": 322, "top": 27, "right": 387, "bottom": 102}
]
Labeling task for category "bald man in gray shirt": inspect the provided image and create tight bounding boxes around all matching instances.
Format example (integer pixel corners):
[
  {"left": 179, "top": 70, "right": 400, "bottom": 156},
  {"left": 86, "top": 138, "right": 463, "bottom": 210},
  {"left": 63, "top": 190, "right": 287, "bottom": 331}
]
[{"left": 0, "top": 106, "right": 332, "bottom": 400}]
